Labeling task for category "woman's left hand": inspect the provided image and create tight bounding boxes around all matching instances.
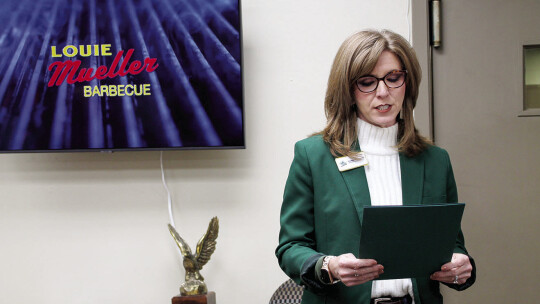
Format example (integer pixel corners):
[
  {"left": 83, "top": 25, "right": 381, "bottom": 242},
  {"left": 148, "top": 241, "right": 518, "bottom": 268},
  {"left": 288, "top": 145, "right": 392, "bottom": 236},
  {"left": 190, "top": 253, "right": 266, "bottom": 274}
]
[{"left": 430, "top": 253, "right": 472, "bottom": 285}]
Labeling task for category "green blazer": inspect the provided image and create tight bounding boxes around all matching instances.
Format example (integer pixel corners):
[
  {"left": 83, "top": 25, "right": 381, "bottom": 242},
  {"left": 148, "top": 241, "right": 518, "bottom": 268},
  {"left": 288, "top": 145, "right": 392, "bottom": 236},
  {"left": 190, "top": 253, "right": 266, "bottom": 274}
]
[{"left": 276, "top": 136, "right": 475, "bottom": 304}]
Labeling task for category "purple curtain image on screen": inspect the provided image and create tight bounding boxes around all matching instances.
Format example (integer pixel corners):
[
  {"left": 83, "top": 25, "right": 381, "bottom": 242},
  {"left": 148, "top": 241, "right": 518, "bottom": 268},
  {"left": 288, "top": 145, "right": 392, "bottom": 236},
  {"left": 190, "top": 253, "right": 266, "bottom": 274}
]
[{"left": 0, "top": 0, "right": 243, "bottom": 151}]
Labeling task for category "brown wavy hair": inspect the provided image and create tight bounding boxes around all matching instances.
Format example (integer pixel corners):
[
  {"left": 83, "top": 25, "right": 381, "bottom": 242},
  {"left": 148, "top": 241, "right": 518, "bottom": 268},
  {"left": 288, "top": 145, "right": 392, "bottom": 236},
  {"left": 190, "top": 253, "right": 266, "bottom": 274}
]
[{"left": 316, "top": 29, "right": 430, "bottom": 158}]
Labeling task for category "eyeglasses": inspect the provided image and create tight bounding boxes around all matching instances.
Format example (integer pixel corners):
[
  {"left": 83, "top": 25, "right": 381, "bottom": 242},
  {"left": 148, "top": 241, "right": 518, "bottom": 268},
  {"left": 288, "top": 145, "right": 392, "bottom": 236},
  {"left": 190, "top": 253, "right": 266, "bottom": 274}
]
[{"left": 355, "top": 70, "right": 407, "bottom": 93}]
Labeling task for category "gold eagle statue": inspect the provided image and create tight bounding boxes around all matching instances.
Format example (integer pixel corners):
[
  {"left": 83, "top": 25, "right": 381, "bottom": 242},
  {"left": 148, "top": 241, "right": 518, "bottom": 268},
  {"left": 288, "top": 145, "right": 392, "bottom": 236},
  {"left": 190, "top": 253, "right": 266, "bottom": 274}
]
[{"left": 168, "top": 217, "right": 219, "bottom": 296}]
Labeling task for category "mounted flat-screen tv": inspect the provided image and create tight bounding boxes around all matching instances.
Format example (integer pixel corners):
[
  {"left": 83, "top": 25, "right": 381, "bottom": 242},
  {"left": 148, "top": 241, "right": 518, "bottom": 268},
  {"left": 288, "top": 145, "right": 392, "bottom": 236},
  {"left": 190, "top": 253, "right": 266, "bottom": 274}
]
[{"left": 0, "top": 0, "right": 244, "bottom": 152}]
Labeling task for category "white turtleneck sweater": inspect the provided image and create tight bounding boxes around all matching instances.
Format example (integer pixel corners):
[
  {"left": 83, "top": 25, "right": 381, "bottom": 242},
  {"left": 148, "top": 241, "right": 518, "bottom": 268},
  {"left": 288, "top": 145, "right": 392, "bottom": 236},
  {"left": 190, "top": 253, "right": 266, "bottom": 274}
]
[{"left": 357, "top": 118, "right": 414, "bottom": 303}]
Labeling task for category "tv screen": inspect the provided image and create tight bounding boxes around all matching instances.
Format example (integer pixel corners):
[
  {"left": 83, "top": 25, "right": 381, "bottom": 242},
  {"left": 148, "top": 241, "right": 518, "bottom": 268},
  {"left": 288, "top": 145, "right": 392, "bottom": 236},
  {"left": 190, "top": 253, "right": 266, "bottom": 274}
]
[{"left": 0, "top": 0, "right": 244, "bottom": 152}]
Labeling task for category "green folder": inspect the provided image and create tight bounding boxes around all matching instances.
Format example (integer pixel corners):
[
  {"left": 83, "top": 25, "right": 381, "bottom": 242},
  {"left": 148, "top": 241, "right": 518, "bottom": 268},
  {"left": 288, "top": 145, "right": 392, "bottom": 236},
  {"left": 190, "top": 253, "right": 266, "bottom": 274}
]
[{"left": 358, "top": 203, "right": 465, "bottom": 280}]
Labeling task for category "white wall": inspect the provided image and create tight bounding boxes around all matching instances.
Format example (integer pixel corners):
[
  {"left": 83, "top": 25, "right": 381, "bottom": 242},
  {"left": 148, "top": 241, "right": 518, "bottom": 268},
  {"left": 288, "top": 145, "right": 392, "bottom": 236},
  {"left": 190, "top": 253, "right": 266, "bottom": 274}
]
[{"left": 0, "top": 1, "right": 409, "bottom": 303}]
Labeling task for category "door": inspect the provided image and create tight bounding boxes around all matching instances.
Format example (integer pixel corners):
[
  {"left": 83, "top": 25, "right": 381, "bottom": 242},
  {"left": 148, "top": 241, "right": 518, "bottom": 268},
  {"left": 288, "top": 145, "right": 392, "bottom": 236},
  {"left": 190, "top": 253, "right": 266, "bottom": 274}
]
[{"left": 416, "top": 0, "right": 540, "bottom": 303}]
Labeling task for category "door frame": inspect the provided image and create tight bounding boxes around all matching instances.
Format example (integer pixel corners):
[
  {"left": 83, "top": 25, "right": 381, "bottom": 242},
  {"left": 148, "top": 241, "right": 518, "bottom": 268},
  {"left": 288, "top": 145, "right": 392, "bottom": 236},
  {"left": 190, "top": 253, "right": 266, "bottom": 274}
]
[{"left": 410, "top": 0, "right": 433, "bottom": 140}]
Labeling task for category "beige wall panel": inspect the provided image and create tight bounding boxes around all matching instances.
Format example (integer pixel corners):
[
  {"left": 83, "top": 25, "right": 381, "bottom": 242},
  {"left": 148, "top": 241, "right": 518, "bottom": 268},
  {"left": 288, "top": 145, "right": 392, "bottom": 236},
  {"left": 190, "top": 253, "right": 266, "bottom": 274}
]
[{"left": 430, "top": 0, "right": 540, "bottom": 302}]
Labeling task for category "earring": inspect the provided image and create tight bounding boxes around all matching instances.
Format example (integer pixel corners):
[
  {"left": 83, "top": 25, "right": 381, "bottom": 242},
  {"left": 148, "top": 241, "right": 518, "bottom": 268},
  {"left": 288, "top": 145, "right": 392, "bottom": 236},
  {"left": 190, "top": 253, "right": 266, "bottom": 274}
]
[{"left": 399, "top": 110, "right": 403, "bottom": 120}]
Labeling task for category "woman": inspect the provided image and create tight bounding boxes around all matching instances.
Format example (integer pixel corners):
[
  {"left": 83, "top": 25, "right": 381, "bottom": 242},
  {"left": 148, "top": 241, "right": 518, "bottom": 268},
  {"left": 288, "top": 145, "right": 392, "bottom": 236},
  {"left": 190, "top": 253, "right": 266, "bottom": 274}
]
[{"left": 275, "top": 30, "right": 476, "bottom": 304}]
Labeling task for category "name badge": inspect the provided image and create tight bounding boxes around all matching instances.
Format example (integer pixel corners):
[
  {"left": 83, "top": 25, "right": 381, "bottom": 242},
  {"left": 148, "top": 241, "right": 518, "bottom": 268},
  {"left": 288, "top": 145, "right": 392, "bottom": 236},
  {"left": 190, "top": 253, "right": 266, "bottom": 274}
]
[{"left": 335, "top": 152, "right": 368, "bottom": 172}]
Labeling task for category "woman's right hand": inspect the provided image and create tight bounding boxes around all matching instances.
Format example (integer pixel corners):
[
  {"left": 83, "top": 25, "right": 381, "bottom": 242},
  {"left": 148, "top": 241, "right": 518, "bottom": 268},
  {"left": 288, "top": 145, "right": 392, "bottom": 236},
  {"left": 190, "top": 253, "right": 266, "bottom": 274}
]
[{"left": 328, "top": 253, "right": 384, "bottom": 286}]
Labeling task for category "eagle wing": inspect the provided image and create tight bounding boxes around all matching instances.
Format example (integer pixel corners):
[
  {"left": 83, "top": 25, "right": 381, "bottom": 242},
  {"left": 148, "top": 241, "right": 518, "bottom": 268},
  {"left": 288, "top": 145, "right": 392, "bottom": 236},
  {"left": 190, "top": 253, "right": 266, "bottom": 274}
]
[
  {"left": 168, "top": 224, "right": 193, "bottom": 258},
  {"left": 195, "top": 217, "right": 219, "bottom": 268}
]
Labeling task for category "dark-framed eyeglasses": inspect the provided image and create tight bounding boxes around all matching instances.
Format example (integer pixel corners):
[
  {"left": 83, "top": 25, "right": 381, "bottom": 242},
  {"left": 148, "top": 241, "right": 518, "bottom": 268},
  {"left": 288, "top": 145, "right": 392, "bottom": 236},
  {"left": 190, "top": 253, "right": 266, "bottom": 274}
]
[{"left": 355, "top": 70, "right": 408, "bottom": 93}]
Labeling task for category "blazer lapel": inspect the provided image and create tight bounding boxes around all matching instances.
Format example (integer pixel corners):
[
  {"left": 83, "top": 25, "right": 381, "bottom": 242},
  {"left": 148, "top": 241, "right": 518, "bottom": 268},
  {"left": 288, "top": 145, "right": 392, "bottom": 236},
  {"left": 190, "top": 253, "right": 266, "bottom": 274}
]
[
  {"left": 340, "top": 141, "right": 372, "bottom": 224},
  {"left": 341, "top": 166, "right": 371, "bottom": 225},
  {"left": 399, "top": 153, "right": 425, "bottom": 205}
]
